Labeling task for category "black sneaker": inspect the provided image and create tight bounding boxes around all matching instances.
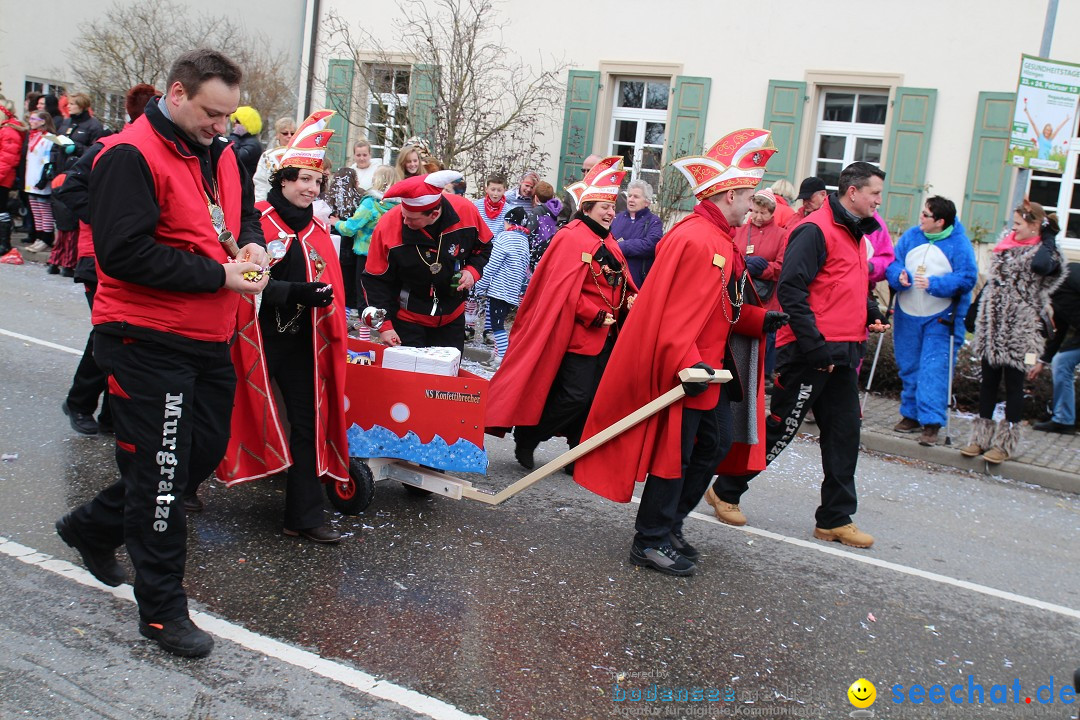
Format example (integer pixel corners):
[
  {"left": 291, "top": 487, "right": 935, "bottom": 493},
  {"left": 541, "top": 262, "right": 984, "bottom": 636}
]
[
  {"left": 62, "top": 400, "right": 98, "bottom": 435},
  {"left": 668, "top": 530, "right": 699, "bottom": 562},
  {"left": 139, "top": 616, "right": 214, "bottom": 658},
  {"left": 183, "top": 493, "right": 204, "bottom": 513},
  {"left": 55, "top": 515, "right": 126, "bottom": 587},
  {"left": 629, "top": 543, "right": 696, "bottom": 576}
]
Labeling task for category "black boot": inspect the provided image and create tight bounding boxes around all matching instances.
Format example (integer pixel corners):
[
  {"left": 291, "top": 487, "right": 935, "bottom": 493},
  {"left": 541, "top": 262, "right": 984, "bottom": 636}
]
[{"left": 0, "top": 214, "right": 12, "bottom": 255}]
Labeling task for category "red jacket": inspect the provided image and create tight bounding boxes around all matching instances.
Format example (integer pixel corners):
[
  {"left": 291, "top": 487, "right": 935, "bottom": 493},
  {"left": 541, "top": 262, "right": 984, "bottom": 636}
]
[
  {"left": 775, "top": 200, "right": 869, "bottom": 348},
  {"left": 91, "top": 115, "right": 244, "bottom": 342},
  {"left": 734, "top": 218, "right": 787, "bottom": 312},
  {"left": 218, "top": 204, "right": 349, "bottom": 485},
  {"left": 574, "top": 205, "right": 765, "bottom": 502},
  {"left": 485, "top": 219, "right": 635, "bottom": 431},
  {"left": 0, "top": 107, "right": 25, "bottom": 189},
  {"left": 772, "top": 196, "right": 794, "bottom": 228}
]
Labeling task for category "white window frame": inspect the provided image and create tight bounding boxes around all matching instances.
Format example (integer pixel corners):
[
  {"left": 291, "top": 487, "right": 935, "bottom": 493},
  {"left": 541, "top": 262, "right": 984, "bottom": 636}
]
[
  {"left": 812, "top": 89, "right": 888, "bottom": 191},
  {"left": 608, "top": 76, "right": 670, "bottom": 189},
  {"left": 1026, "top": 136, "right": 1080, "bottom": 252},
  {"left": 364, "top": 64, "right": 411, "bottom": 164}
]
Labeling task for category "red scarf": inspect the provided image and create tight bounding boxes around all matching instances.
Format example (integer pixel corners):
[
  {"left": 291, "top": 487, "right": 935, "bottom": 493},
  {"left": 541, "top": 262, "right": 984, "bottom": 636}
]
[
  {"left": 993, "top": 230, "right": 1040, "bottom": 253},
  {"left": 483, "top": 195, "right": 506, "bottom": 220},
  {"left": 29, "top": 129, "right": 46, "bottom": 152}
]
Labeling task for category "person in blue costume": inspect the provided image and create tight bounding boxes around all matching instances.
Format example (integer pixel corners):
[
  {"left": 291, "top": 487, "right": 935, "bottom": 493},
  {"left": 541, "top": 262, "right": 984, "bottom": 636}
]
[{"left": 885, "top": 196, "right": 977, "bottom": 446}]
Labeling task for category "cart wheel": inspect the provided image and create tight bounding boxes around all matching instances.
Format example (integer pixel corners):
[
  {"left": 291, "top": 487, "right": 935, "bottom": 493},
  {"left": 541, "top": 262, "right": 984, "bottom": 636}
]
[
  {"left": 403, "top": 483, "right": 433, "bottom": 497},
  {"left": 326, "top": 458, "right": 375, "bottom": 515}
]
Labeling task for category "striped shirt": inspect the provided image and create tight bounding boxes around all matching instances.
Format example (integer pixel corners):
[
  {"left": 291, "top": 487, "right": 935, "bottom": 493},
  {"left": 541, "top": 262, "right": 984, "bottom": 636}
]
[
  {"left": 474, "top": 229, "right": 531, "bottom": 305},
  {"left": 474, "top": 197, "right": 507, "bottom": 239}
]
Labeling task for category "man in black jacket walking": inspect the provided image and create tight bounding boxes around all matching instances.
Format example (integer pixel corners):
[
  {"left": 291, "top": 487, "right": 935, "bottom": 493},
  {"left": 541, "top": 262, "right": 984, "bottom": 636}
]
[{"left": 706, "top": 162, "right": 890, "bottom": 549}]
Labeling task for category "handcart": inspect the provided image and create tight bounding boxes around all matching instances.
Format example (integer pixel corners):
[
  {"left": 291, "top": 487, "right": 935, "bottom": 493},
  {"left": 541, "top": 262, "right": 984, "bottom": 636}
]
[{"left": 327, "top": 338, "right": 727, "bottom": 514}]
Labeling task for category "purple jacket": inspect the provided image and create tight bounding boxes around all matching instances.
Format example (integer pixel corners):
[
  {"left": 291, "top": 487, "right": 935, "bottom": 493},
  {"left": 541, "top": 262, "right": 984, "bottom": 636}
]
[
  {"left": 610, "top": 206, "right": 663, "bottom": 287},
  {"left": 866, "top": 210, "right": 895, "bottom": 287}
]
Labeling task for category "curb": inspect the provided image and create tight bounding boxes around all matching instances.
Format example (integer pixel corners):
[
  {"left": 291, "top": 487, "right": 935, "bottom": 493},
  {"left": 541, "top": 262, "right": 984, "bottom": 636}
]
[{"left": 859, "top": 429, "right": 1080, "bottom": 495}]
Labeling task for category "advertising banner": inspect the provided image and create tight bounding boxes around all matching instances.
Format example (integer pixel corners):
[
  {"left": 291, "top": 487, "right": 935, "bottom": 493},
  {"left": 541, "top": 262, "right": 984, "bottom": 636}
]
[{"left": 1010, "top": 54, "right": 1080, "bottom": 174}]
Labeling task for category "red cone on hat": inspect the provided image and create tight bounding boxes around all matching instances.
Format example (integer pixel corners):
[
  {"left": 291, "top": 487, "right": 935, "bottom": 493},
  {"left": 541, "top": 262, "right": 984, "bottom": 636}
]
[{"left": 384, "top": 170, "right": 463, "bottom": 212}]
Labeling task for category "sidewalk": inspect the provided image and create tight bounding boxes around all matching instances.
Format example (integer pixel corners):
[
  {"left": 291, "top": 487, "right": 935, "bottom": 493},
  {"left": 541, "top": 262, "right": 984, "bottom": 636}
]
[
  {"left": 848, "top": 393, "right": 1080, "bottom": 496},
  {"left": 468, "top": 332, "right": 1080, "bottom": 496}
]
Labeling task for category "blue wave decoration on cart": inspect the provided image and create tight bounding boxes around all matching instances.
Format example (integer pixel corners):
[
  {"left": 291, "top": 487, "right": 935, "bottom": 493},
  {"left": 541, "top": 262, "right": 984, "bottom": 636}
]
[{"left": 347, "top": 424, "right": 488, "bottom": 473}]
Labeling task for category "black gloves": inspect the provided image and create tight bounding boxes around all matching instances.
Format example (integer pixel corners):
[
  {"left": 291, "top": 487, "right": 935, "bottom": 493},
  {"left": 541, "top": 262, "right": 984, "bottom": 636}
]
[
  {"left": 287, "top": 281, "right": 333, "bottom": 308},
  {"left": 34, "top": 163, "right": 53, "bottom": 190},
  {"left": 745, "top": 255, "right": 768, "bottom": 277},
  {"left": 804, "top": 345, "right": 832, "bottom": 369},
  {"left": 590, "top": 310, "right": 609, "bottom": 328},
  {"left": 682, "top": 361, "right": 714, "bottom": 397},
  {"left": 867, "top": 302, "right": 889, "bottom": 327},
  {"left": 763, "top": 311, "right": 790, "bottom": 333}
]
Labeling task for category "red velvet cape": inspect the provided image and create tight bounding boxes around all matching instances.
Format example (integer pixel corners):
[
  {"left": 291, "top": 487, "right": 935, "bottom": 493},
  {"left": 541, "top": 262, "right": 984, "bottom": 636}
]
[
  {"left": 217, "top": 204, "right": 350, "bottom": 486},
  {"left": 485, "top": 219, "right": 634, "bottom": 431},
  {"left": 574, "top": 210, "right": 765, "bottom": 502}
]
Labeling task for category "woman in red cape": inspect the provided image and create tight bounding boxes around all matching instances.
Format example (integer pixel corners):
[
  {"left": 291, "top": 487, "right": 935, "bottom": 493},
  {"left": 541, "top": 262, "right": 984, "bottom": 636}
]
[
  {"left": 485, "top": 157, "right": 637, "bottom": 470},
  {"left": 216, "top": 110, "right": 349, "bottom": 544}
]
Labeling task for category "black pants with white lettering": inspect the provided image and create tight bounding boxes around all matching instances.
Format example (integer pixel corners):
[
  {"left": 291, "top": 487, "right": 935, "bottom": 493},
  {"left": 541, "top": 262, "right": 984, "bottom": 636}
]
[
  {"left": 634, "top": 388, "right": 733, "bottom": 548},
  {"left": 395, "top": 314, "right": 466, "bottom": 353},
  {"left": 711, "top": 363, "right": 861, "bottom": 529},
  {"left": 68, "top": 333, "right": 235, "bottom": 622}
]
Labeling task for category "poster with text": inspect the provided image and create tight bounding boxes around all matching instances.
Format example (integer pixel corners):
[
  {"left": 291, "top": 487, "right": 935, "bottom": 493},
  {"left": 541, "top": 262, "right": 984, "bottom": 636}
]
[{"left": 1010, "top": 54, "right": 1080, "bottom": 174}]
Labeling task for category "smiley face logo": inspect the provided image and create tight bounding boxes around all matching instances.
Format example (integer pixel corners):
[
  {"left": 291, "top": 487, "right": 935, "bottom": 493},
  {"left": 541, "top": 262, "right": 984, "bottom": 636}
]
[{"left": 847, "top": 678, "right": 876, "bottom": 708}]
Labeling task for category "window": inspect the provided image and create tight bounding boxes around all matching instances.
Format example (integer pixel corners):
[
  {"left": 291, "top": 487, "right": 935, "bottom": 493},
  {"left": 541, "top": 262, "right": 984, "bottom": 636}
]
[
  {"left": 24, "top": 78, "right": 67, "bottom": 105},
  {"left": 100, "top": 92, "right": 126, "bottom": 129},
  {"left": 608, "top": 78, "right": 669, "bottom": 191},
  {"left": 812, "top": 90, "right": 887, "bottom": 190},
  {"left": 364, "top": 64, "right": 411, "bottom": 163}
]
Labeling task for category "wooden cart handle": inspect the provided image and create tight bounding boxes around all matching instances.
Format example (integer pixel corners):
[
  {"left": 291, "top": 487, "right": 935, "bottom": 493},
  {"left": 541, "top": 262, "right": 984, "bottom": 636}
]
[{"left": 463, "top": 366, "right": 731, "bottom": 505}]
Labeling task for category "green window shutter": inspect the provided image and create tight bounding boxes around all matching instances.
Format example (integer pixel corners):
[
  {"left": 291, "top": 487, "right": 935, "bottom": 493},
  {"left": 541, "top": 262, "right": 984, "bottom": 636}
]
[
  {"left": 556, "top": 71, "right": 600, "bottom": 191},
  {"left": 761, "top": 80, "right": 806, "bottom": 186},
  {"left": 408, "top": 64, "right": 439, "bottom": 147},
  {"left": 325, "top": 58, "right": 355, "bottom": 171},
  {"left": 962, "top": 92, "right": 1015, "bottom": 241},
  {"left": 882, "top": 87, "right": 937, "bottom": 231},
  {"left": 662, "top": 75, "right": 712, "bottom": 211}
]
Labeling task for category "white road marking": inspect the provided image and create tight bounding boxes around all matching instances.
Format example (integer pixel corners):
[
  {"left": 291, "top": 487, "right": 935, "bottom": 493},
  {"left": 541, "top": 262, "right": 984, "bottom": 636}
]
[
  {"left": 0, "top": 328, "right": 83, "bottom": 356},
  {"left": 630, "top": 497, "right": 1080, "bottom": 621},
  {"left": 0, "top": 536, "right": 487, "bottom": 720}
]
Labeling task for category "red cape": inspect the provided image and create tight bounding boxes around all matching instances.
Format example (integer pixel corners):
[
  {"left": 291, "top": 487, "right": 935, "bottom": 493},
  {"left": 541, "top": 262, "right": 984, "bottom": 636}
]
[
  {"left": 574, "top": 210, "right": 765, "bottom": 502},
  {"left": 217, "top": 204, "right": 350, "bottom": 486},
  {"left": 485, "top": 219, "right": 634, "bottom": 431}
]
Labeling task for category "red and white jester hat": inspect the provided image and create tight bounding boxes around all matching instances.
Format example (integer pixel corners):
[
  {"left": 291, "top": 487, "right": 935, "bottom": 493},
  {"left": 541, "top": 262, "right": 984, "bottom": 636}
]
[
  {"left": 673, "top": 128, "right": 776, "bottom": 201},
  {"left": 279, "top": 109, "right": 335, "bottom": 172},
  {"left": 383, "top": 170, "right": 463, "bottom": 212},
  {"left": 566, "top": 156, "right": 626, "bottom": 206}
]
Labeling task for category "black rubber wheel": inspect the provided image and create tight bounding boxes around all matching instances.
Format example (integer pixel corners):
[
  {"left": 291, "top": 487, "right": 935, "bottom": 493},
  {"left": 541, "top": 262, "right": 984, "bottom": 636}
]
[{"left": 326, "top": 458, "right": 375, "bottom": 515}]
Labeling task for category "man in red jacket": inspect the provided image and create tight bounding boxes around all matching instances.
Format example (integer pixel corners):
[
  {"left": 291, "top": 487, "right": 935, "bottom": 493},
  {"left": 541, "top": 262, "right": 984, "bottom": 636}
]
[
  {"left": 706, "top": 162, "right": 889, "bottom": 549},
  {"left": 574, "top": 130, "right": 789, "bottom": 576},
  {"left": 54, "top": 49, "right": 268, "bottom": 659}
]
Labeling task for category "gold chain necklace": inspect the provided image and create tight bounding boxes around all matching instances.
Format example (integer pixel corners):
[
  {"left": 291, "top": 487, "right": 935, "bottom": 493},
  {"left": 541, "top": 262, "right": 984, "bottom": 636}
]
[
  {"left": 587, "top": 242, "right": 627, "bottom": 314},
  {"left": 718, "top": 266, "right": 746, "bottom": 324},
  {"left": 415, "top": 232, "right": 445, "bottom": 275}
]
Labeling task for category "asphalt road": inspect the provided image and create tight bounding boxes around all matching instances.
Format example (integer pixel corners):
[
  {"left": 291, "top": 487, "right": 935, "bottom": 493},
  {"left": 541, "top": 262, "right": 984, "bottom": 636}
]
[{"left": 1, "top": 261, "right": 1078, "bottom": 720}]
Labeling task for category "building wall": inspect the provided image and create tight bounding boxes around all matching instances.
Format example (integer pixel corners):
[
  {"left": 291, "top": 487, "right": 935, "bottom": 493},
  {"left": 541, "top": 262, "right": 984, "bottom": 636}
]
[
  {"left": 0, "top": 0, "right": 306, "bottom": 124},
  {"left": 315, "top": 0, "right": 1080, "bottom": 254}
]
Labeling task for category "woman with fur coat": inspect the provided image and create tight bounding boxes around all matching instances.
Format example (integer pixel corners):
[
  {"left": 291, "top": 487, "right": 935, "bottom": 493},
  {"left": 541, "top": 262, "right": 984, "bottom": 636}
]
[{"left": 962, "top": 199, "right": 1063, "bottom": 463}]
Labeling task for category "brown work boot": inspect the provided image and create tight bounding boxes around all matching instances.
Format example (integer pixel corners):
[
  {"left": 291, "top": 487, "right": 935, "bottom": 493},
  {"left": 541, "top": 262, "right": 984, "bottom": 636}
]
[
  {"left": 704, "top": 486, "right": 746, "bottom": 526},
  {"left": 893, "top": 416, "right": 921, "bottom": 433},
  {"left": 918, "top": 424, "right": 940, "bottom": 446},
  {"left": 981, "top": 446, "right": 1009, "bottom": 464},
  {"left": 813, "top": 523, "right": 874, "bottom": 548},
  {"left": 959, "top": 417, "right": 995, "bottom": 457}
]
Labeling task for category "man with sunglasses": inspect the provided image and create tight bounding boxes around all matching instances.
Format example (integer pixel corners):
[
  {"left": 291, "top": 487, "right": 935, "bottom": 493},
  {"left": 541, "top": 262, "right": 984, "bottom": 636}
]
[{"left": 363, "top": 170, "right": 492, "bottom": 352}]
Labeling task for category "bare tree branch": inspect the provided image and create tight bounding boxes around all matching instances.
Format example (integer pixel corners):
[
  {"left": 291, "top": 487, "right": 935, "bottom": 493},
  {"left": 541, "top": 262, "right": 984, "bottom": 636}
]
[{"left": 318, "top": 0, "right": 569, "bottom": 184}]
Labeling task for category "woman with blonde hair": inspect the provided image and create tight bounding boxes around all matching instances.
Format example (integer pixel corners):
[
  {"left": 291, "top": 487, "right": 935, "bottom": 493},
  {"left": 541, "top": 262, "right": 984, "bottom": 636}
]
[
  {"left": 768, "top": 178, "right": 796, "bottom": 227},
  {"left": 961, "top": 199, "right": 1063, "bottom": 463},
  {"left": 253, "top": 116, "right": 297, "bottom": 201},
  {"left": 333, "top": 164, "right": 399, "bottom": 338},
  {"left": 394, "top": 144, "right": 424, "bottom": 182}
]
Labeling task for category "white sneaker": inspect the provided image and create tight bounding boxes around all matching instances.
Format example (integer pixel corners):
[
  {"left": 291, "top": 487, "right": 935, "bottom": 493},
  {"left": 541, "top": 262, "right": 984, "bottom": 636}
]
[{"left": 26, "top": 240, "right": 49, "bottom": 253}]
